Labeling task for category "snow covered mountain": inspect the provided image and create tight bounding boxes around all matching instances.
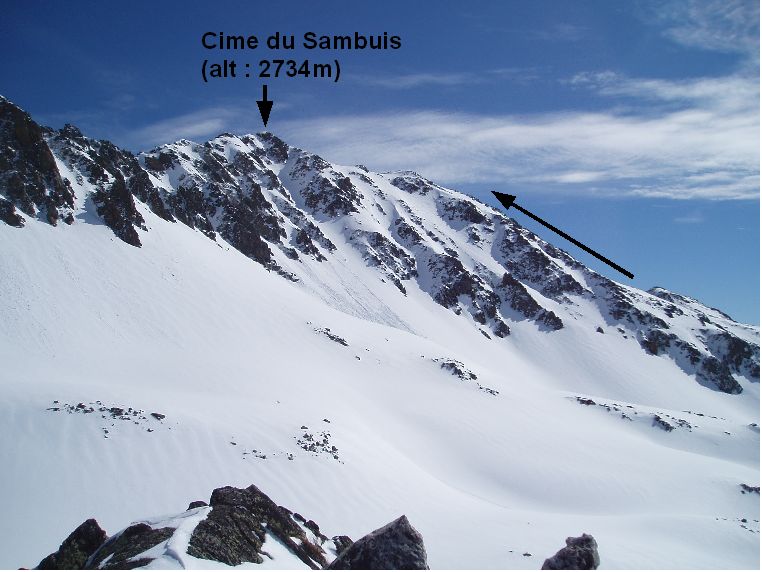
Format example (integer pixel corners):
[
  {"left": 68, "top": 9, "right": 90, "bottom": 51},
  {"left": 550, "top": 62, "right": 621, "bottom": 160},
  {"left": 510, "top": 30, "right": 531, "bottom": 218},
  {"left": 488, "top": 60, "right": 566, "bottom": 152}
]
[{"left": 0, "top": 95, "right": 759, "bottom": 569}]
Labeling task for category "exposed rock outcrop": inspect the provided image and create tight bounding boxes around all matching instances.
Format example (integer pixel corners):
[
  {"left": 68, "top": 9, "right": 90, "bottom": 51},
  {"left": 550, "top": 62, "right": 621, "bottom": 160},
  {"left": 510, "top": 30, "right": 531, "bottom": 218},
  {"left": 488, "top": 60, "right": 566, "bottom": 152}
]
[
  {"left": 328, "top": 515, "right": 429, "bottom": 570},
  {"left": 0, "top": 97, "right": 74, "bottom": 226},
  {"left": 86, "top": 523, "right": 174, "bottom": 570},
  {"left": 29, "top": 484, "right": 436, "bottom": 570},
  {"left": 31, "top": 484, "right": 439, "bottom": 570},
  {"left": 350, "top": 230, "right": 417, "bottom": 293},
  {"left": 497, "top": 273, "right": 564, "bottom": 331},
  {"left": 541, "top": 533, "right": 600, "bottom": 570},
  {"left": 389, "top": 172, "right": 436, "bottom": 196},
  {"left": 1, "top": 96, "right": 757, "bottom": 396},
  {"left": 187, "top": 484, "right": 329, "bottom": 569},
  {"left": 36, "top": 519, "right": 107, "bottom": 570}
]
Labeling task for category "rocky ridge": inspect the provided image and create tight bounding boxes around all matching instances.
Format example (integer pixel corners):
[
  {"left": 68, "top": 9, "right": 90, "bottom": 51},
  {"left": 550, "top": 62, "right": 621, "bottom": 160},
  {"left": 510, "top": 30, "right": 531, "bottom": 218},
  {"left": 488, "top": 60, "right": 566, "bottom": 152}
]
[
  {"left": 0, "top": 95, "right": 758, "bottom": 394},
  {"left": 32, "top": 484, "right": 427, "bottom": 570},
  {"left": 34, "top": 483, "right": 601, "bottom": 570}
]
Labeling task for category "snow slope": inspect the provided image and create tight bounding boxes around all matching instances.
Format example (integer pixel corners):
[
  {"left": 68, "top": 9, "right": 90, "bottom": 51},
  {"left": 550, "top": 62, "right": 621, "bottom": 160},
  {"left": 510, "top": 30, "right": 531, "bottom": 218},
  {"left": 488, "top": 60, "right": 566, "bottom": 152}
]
[
  {"left": 0, "top": 96, "right": 758, "bottom": 568},
  {"left": 1, "top": 196, "right": 758, "bottom": 569}
]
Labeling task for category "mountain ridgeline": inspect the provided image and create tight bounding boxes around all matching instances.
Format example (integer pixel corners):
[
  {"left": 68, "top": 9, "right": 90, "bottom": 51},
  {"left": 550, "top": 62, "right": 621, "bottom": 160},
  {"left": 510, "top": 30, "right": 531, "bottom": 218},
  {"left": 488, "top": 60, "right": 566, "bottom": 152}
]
[{"left": 0, "top": 95, "right": 758, "bottom": 394}]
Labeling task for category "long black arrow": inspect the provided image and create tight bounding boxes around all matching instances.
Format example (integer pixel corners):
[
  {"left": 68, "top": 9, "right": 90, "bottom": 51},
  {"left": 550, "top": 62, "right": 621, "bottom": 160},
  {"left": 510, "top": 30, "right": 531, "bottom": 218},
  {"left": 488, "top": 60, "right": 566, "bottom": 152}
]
[
  {"left": 492, "top": 191, "right": 634, "bottom": 279},
  {"left": 256, "top": 84, "right": 273, "bottom": 127}
]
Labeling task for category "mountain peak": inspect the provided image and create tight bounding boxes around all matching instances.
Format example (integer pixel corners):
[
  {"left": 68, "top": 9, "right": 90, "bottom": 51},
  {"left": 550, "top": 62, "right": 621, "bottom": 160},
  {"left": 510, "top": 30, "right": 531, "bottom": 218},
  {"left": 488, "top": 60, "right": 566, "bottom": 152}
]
[
  {"left": 0, "top": 95, "right": 758, "bottom": 395},
  {"left": 1, "top": 95, "right": 759, "bottom": 570}
]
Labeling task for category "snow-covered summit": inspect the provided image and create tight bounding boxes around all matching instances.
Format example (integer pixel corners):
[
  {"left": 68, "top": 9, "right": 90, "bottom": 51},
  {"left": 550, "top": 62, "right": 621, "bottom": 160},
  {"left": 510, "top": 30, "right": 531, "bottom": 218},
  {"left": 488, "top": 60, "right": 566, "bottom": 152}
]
[
  {"left": 1, "top": 97, "right": 756, "bottom": 394},
  {"left": 0, "top": 96, "right": 759, "bottom": 569}
]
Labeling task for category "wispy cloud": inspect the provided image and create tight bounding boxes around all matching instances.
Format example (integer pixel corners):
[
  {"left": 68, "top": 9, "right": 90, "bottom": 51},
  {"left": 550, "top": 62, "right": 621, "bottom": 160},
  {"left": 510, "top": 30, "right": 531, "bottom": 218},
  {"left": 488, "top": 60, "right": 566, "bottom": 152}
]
[
  {"left": 360, "top": 71, "right": 474, "bottom": 89},
  {"left": 653, "top": 0, "right": 759, "bottom": 58},
  {"left": 107, "top": 65, "right": 757, "bottom": 201},
  {"left": 124, "top": 107, "right": 243, "bottom": 149},
  {"left": 118, "top": 101, "right": 289, "bottom": 150},
  {"left": 104, "top": 1, "right": 757, "bottom": 201},
  {"left": 568, "top": 71, "right": 757, "bottom": 114},
  {"left": 358, "top": 68, "right": 539, "bottom": 89},
  {"left": 277, "top": 70, "right": 758, "bottom": 200}
]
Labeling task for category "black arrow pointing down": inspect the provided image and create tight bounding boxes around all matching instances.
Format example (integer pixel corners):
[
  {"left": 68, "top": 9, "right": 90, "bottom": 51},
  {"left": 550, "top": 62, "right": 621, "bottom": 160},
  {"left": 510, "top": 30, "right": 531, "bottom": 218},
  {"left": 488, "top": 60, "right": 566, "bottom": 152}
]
[{"left": 257, "top": 84, "right": 273, "bottom": 127}]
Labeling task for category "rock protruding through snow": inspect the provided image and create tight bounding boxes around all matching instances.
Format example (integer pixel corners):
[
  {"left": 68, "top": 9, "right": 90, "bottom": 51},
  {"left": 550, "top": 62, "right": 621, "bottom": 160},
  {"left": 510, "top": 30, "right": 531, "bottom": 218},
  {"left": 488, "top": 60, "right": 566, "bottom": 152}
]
[
  {"left": 30, "top": 484, "right": 361, "bottom": 570},
  {"left": 186, "top": 484, "right": 330, "bottom": 569},
  {"left": 35, "top": 519, "right": 107, "bottom": 570},
  {"left": 86, "top": 523, "right": 174, "bottom": 569},
  {"left": 541, "top": 533, "right": 600, "bottom": 570},
  {"left": 30, "top": 486, "right": 436, "bottom": 570},
  {"left": 328, "top": 515, "right": 429, "bottom": 570},
  {"left": 1, "top": 96, "right": 757, "bottom": 394}
]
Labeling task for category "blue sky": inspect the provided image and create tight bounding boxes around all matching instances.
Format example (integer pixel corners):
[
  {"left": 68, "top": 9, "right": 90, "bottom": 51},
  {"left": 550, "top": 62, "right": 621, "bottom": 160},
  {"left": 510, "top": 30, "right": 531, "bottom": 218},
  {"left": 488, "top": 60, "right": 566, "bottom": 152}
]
[{"left": 2, "top": 0, "right": 759, "bottom": 323}]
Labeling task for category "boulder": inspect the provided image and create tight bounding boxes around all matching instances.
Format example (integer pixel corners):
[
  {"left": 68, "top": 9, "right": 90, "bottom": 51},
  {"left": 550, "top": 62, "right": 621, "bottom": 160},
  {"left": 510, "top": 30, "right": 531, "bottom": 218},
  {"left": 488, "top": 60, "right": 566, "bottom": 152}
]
[
  {"left": 541, "top": 533, "right": 600, "bottom": 570},
  {"left": 36, "top": 519, "right": 107, "bottom": 570},
  {"left": 328, "top": 515, "right": 428, "bottom": 570},
  {"left": 186, "top": 484, "right": 328, "bottom": 569}
]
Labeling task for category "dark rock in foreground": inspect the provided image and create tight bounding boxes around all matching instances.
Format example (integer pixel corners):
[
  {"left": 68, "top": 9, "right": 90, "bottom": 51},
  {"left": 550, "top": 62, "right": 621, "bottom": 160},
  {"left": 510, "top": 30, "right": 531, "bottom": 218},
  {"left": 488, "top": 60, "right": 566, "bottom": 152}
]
[
  {"left": 328, "top": 515, "right": 429, "bottom": 570},
  {"left": 541, "top": 533, "right": 600, "bottom": 570},
  {"left": 331, "top": 535, "right": 354, "bottom": 556},
  {"left": 36, "top": 519, "right": 107, "bottom": 570},
  {"left": 30, "top": 482, "right": 605, "bottom": 570},
  {"left": 30, "top": 484, "right": 378, "bottom": 570},
  {"left": 187, "top": 484, "right": 329, "bottom": 569},
  {"left": 87, "top": 523, "right": 174, "bottom": 570}
]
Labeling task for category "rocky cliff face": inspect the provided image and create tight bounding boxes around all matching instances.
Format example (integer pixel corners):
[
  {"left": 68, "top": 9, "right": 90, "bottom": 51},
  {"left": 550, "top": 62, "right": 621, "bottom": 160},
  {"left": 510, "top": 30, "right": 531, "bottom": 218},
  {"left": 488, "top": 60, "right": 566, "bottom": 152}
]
[
  {"left": 0, "top": 96, "right": 757, "bottom": 394},
  {"left": 0, "top": 97, "right": 75, "bottom": 227}
]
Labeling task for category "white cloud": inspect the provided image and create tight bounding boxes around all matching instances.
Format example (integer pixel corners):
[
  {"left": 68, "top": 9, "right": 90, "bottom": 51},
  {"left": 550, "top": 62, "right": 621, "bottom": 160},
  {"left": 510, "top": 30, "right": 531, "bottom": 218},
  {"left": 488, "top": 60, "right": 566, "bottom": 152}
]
[
  {"left": 125, "top": 107, "right": 243, "bottom": 148},
  {"left": 357, "top": 68, "right": 539, "bottom": 89},
  {"left": 117, "top": 99, "right": 301, "bottom": 150},
  {"left": 361, "top": 72, "right": 475, "bottom": 89},
  {"left": 110, "top": 2, "right": 758, "bottom": 204},
  {"left": 569, "top": 71, "right": 757, "bottom": 113},
  {"left": 114, "top": 68, "right": 757, "bottom": 202},
  {"left": 276, "top": 71, "right": 758, "bottom": 200},
  {"left": 654, "top": 0, "right": 759, "bottom": 58}
]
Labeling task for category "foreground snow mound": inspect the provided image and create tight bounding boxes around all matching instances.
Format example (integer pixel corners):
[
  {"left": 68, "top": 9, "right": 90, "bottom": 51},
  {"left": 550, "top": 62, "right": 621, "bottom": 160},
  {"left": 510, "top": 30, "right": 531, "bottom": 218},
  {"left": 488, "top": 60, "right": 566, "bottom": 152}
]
[
  {"left": 35, "top": 484, "right": 349, "bottom": 570},
  {"left": 35, "top": 483, "right": 603, "bottom": 571},
  {"left": 33, "top": 484, "right": 430, "bottom": 570}
]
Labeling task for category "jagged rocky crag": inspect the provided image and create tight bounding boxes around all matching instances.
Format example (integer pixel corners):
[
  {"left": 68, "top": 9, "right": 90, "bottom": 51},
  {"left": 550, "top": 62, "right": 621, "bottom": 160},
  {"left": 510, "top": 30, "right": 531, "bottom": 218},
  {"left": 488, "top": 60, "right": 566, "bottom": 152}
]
[
  {"left": 0, "top": 95, "right": 758, "bottom": 394},
  {"left": 34, "top": 483, "right": 601, "bottom": 570},
  {"left": 34, "top": 484, "right": 429, "bottom": 570}
]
